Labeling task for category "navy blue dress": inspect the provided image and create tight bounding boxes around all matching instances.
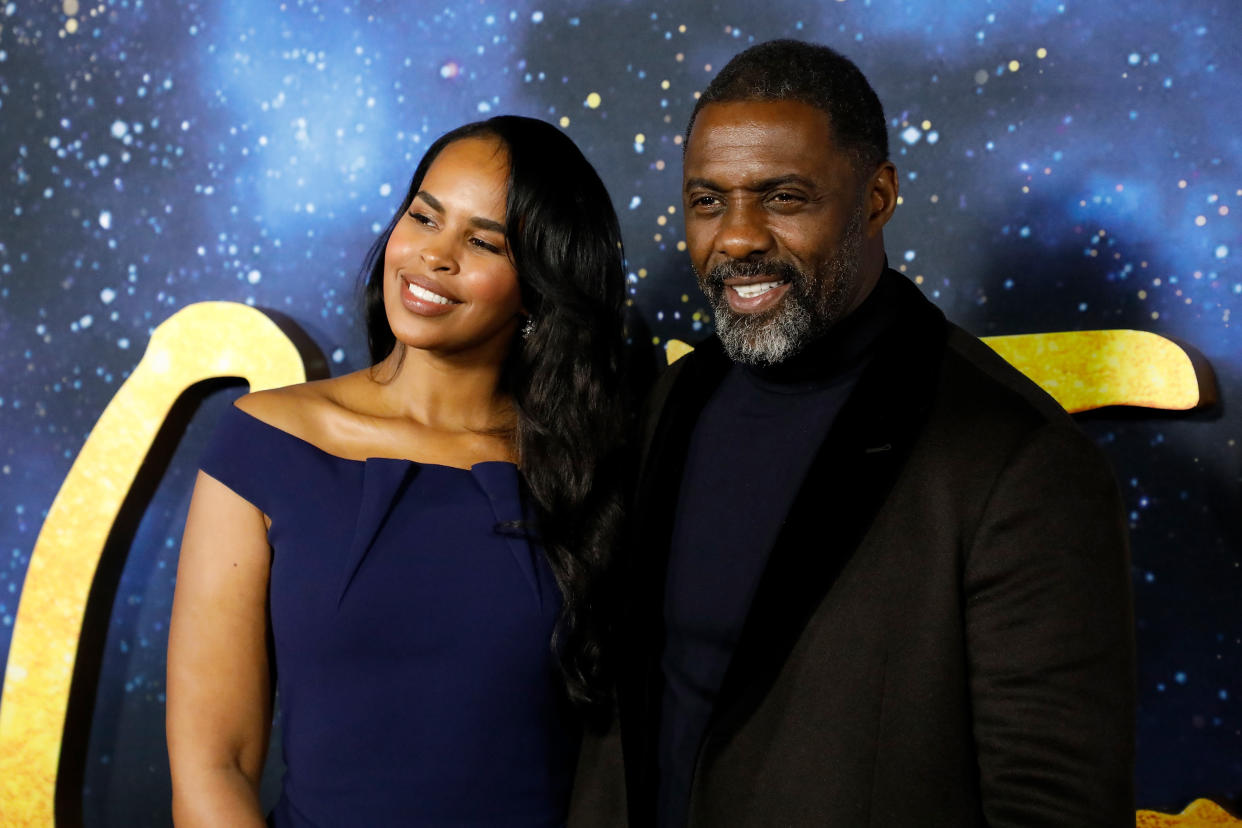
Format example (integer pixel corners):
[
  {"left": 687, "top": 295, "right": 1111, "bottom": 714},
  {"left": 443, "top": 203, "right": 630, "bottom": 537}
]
[{"left": 200, "top": 404, "right": 577, "bottom": 827}]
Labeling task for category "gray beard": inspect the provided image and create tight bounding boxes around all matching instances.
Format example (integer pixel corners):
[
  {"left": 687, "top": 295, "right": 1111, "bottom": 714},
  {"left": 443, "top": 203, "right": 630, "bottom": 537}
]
[
  {"left": 703, "top": 207, "right": 864, "bottom": 366},
  {"left": 712, "top": 284, "right": 814, "bottom": 365}
]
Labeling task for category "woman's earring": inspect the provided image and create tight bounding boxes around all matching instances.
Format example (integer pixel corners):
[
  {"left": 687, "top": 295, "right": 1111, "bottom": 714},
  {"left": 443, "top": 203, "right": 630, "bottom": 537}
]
[{"left": 521, "top": 317, "right": 536, "bottom": 339}]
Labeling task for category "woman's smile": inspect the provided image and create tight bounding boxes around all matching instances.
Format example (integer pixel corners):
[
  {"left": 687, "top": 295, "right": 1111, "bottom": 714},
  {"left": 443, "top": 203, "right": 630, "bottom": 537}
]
[{"left": 399, "top": 273, "right": 463, "bottom": 316}]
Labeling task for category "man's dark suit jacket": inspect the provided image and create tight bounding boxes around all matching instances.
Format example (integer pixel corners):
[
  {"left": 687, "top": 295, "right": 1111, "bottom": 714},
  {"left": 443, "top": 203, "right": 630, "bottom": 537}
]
[{"left": 570, "top": 271, "right": 1135, "bottom": 827}]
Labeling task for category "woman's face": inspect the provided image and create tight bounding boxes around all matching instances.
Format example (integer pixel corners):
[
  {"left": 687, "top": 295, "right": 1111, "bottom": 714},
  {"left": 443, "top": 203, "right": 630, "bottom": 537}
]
[{"left": 382, "top": 136, "right": 523, "bottom": 362}]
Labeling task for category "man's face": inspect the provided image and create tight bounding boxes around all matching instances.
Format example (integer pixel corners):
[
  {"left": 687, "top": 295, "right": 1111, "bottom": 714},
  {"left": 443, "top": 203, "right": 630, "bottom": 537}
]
[{"left": 682, "top": 99, "right": 871, "bottom": 365}]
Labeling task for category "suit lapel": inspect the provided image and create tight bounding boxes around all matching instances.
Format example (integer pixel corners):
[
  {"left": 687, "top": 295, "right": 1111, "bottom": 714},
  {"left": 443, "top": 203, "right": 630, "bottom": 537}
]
[
  {"left": 620, "top": 338, "right": 732, "bottom": 819},
  {"left": 706, "top": 280, "right": 949, "bottom": 743}
]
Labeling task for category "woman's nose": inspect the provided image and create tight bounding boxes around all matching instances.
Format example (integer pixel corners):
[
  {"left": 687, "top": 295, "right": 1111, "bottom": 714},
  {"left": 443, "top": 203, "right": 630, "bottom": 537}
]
[{"left": 420, "top": 240, "right": 459, "bottom": 274}]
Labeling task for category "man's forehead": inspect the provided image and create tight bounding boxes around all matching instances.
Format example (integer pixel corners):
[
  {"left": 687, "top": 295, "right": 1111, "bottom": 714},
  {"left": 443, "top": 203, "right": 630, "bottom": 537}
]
[
  {"left": 687, "top": 99, "right": 835, "bottom": 146},
  {"left": 683, "top": 99, "right": 847, "bottom": 184}
]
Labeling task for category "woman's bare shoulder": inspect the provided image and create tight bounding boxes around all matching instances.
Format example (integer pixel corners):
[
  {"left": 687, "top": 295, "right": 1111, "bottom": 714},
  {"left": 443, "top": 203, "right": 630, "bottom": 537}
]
[{"left": 233, "top": 372, "right": 373, "bottom": 446}]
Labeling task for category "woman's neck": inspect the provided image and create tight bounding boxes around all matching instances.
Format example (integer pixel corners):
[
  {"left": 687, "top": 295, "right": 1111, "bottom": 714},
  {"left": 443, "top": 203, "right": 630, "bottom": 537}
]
[{"left": 370, "top": 344, "right": 514, "bottom": 434}]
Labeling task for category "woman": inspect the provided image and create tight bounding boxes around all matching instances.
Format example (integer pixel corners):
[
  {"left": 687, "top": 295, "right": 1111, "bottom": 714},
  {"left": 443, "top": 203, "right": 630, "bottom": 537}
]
[{"left": 166, "top": 116, "right": 628, "bottom": 826}]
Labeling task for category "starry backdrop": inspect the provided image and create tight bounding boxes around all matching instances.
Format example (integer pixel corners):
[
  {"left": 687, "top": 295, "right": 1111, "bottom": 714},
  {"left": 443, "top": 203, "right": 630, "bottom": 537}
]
[{"left": 1, "top": 0, "right": 1239, "bottom": 822}]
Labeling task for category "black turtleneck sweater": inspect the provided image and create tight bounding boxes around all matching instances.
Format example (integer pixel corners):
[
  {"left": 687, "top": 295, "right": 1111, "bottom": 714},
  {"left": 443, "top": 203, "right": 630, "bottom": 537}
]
[{"left": 656, "top": 273, "right": 902, "bottom": 828}]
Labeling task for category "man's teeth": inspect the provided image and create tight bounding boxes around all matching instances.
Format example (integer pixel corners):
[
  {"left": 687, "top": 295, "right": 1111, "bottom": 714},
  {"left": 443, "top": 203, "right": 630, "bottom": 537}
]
[
  {"left": 406, "top": 282, "right": 455, "bottom": 305},
  {"left": 732, "top": 280, "right": 786, "bottom": 299}
]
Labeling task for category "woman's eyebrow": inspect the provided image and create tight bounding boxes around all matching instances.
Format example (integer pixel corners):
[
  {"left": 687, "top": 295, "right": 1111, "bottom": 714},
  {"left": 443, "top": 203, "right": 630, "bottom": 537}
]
[
  {"left": 469, "top": 216, "right": 506, "bottom": 234},
  {"left": 413, "top": 190, "right": 443, "bottom": 212},
  {"left": 414, "top": 190, "right": 506, "bottom": 234}
]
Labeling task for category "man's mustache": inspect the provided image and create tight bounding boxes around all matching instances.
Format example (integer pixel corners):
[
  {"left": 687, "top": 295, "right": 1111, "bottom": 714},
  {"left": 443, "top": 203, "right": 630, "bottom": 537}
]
[{"left": 706, "top": 258, "right": 804, "bottom": 288}]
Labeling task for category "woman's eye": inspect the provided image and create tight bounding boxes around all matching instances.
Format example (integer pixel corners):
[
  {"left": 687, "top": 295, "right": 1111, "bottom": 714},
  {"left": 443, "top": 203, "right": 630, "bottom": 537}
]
[
  {"left": 470, "top": 237, "right": 502, "bottom": 254},
  {"left": 408, "top": 211, "right": 434, "bottom": 226}
]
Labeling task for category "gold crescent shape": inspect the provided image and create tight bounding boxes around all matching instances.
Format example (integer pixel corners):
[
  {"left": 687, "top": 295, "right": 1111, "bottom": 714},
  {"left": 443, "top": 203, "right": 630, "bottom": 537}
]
[
  {"left": 0, "top": 302, "right": 310, "bottom": 825},
  {"left": 981, "top": 330, "right": 1212, "bottom": 413},
  {"left": 664, "top": 329, "right": 1214, "bottom": 414},
  {"left": 1136, "top": 798, "right": 1242, "bottom": 826}
]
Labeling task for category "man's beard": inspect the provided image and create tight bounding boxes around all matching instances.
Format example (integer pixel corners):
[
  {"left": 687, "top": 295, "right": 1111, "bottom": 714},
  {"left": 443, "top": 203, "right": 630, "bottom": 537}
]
[{"left": 699, "top": 206, "right": 865, "bottom": 366}]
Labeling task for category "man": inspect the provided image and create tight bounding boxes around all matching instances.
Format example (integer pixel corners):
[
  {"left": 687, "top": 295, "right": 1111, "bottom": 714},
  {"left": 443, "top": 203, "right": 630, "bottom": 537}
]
[{"left": 570, "top": 39, "right": 1134, "bottom": 827}]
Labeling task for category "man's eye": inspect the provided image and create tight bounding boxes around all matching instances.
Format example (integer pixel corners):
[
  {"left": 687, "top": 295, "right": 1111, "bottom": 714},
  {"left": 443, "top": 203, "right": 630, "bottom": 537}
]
[
  {"left": 769, "top": 192, "right": 801, "bottom": 203},
  {"left": 690, "top": 195, "right": 720, "bottom": 208}
]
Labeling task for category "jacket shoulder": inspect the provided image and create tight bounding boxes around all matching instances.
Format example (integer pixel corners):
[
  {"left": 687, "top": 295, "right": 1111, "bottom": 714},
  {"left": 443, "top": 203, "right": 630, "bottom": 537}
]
[
  {"left": 913, "top": 322, "right": 1114, "bottom": 514},
  {"left": 939, "top": 323, "right": 1078, "bottom": 431}
]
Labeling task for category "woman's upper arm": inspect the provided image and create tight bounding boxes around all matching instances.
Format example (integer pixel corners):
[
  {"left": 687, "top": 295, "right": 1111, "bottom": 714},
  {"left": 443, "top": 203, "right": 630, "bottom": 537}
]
[{"left": 166, "top": 469, "right": 274, "bottom": 804}]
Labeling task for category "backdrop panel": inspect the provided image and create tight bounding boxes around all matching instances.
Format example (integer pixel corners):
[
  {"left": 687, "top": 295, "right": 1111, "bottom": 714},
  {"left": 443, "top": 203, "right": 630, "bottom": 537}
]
[{"left": 0, "top": 0, "right": 1238, "bottom": 821}]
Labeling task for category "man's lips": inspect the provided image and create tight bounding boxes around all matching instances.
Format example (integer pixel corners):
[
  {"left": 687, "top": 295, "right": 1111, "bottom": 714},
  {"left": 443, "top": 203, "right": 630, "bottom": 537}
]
[
  {"left": 724, "top": 279, "right": 791, "bottom": 313},
  {"left": 722, "top": 275, "right": 787, "bottom": 286},
  {"left": 708, "top": 258, "right": 800, "bottom": 313},
  {"left": 727, "top": 279, "right": 788, "bottom": 299}
]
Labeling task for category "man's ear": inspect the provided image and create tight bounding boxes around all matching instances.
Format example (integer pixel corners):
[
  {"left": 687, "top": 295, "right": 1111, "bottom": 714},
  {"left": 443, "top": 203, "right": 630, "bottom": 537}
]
[{"left": 865, "top": 161, "right": 899, "bottom": 238}]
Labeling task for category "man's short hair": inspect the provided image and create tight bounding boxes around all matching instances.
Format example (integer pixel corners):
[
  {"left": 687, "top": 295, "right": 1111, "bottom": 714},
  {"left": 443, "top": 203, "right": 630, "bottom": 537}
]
[{"left": 686, "top": 39, "right": 889, "bottom": 173}]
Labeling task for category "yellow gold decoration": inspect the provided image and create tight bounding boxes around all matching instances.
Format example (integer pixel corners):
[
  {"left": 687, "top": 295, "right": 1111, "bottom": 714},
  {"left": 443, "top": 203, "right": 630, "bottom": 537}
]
[
  {"left": 665, "top": 329, "right": 1213, "bottom": 414},
  {"left": 981, "top": 329, "right": 1209, "bottom": 413},
  {"left": 1136, "top": 799, "right": 1242, "bottom": 826},
  {"left": 664, "top": 339, "right": 695, "bottom": 366},
  {"left": 0, "top": 303, "right": 310, "bottom": 825}
]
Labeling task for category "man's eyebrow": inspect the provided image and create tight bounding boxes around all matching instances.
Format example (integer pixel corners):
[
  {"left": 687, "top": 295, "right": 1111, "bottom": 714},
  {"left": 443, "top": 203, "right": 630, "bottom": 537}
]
[
  {"left": 750, "top": 174, "right": 817, "bottom": 191},
  {"left": 414, "top": 190, "right": 506, "bottom": 234},
  {"left": 683, "top": 174, "right": 817, "bottom": 193},
  {"left": 683, "top": 176, "right": 722, "bottom": 192}
]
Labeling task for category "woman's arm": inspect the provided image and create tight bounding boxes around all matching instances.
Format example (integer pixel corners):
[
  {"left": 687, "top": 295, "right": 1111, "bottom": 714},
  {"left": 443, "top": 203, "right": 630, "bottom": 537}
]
[{"left": 167, "top": 470, "right": 274, "bottom": 826}]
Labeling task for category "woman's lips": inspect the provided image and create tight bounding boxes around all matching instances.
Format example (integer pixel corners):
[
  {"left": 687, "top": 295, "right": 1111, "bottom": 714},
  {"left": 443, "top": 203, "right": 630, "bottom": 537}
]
[{"left": 399, "top": 274, "right": 461, "bottom": 316}]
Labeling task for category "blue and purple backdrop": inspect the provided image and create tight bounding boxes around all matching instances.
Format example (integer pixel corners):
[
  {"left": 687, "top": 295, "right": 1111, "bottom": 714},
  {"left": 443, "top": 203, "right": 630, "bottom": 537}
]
[{"left": 1, "top": 0, "right": 1239, "bottom": 822}]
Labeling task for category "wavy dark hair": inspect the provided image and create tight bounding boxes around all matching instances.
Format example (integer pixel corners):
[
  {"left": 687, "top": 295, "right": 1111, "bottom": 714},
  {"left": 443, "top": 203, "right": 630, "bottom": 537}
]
[{"left": 359, "top": 116, "right": 627, "bottom": 714}]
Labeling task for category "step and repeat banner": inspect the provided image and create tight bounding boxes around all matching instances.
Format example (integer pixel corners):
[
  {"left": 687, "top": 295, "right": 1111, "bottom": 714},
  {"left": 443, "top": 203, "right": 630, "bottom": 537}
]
[{"left": 1, "top": 0, "right": 1239, "bottom": 822}]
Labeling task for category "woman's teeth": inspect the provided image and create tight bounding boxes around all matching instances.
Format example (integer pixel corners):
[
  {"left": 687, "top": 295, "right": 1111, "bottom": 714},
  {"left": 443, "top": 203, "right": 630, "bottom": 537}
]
[
  {"left": 732, "top": 280, "right": 786, "bottom": 299},
  {"left": 406, "top": 282, "right": 455, "bottom": 305}
]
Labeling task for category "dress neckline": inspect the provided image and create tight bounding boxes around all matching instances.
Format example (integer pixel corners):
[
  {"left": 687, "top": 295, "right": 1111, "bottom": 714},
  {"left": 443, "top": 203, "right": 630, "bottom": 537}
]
[{"left": 227, "top": 403, "right": 518, "bottom": 473}]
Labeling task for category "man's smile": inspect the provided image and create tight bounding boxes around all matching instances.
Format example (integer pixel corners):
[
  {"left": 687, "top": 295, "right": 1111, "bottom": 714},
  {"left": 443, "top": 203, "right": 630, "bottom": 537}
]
[
  {"left": 724, "top": 279, "right": 792, "bottom": 313},
  {"left": 731, "top": 280, "right": 787, "bottom": 299}
]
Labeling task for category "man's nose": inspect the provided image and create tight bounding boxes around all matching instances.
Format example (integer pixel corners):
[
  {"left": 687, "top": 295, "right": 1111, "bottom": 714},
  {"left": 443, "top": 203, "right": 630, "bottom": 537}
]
[{"left": 716, "top": 202, "right": 774, "bottom": 260}]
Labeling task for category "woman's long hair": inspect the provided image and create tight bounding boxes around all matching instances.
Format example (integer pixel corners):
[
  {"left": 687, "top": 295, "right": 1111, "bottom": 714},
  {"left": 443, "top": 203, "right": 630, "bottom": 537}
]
[{"left": 359, "top": 116, "right": 628, "bottom": 714}]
